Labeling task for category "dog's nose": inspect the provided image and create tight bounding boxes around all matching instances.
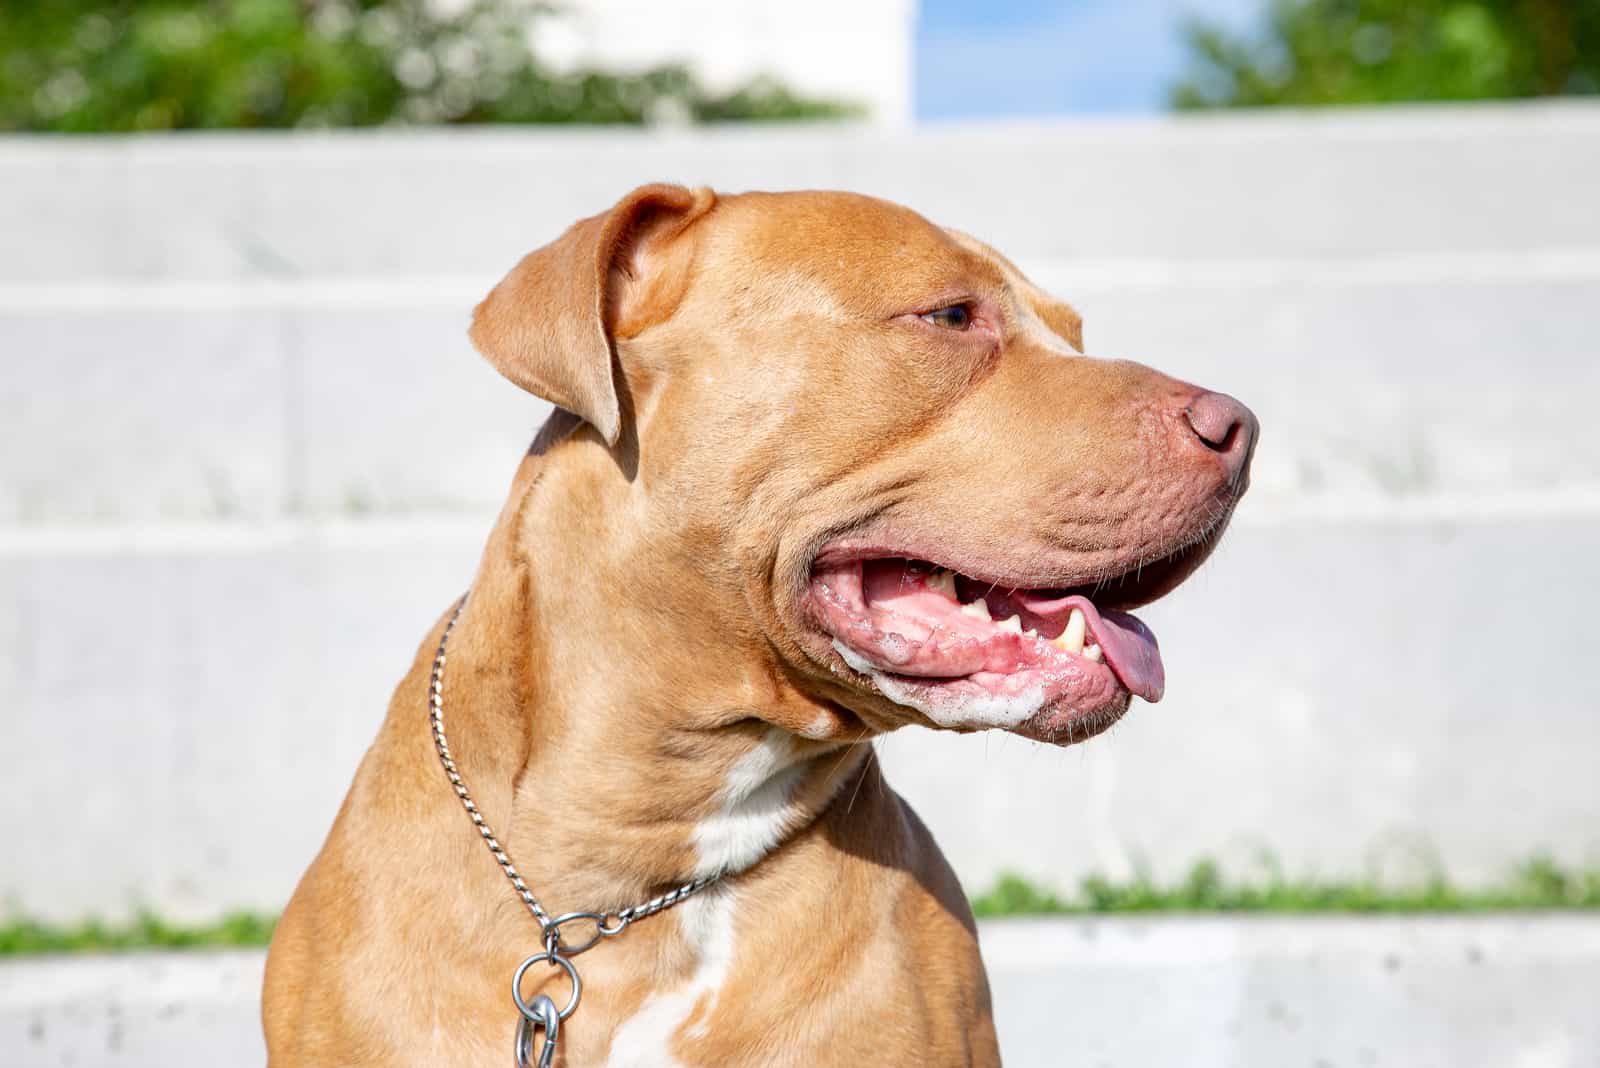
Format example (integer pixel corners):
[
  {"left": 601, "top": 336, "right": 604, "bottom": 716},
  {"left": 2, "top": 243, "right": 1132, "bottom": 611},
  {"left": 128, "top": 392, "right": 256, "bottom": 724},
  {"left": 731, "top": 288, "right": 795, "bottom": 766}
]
[{"left": 1183, "top": 391, "right": 1258, "bottom": 474}]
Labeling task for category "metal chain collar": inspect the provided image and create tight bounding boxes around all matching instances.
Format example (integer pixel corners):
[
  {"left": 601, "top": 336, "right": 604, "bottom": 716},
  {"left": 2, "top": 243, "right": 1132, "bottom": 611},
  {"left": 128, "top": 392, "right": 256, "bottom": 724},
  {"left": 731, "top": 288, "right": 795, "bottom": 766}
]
[{"left": 428, "top": 591, "right": 722, "bottom": 1068}]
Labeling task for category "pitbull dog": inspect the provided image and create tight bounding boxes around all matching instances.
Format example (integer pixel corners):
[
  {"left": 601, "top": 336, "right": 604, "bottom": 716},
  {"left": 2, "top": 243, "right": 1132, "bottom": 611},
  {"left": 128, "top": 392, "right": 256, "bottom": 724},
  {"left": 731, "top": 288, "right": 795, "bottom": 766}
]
[{"left": 263, "top": 184, "right": 1257, "bottom": 1066}]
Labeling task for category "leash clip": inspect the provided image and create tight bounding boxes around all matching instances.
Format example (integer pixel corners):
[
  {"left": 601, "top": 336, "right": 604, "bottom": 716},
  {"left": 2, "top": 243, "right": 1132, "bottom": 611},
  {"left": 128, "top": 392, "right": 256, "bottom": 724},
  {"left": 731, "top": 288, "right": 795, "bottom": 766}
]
[
  {"left": 514, "top": 994, "right": 559, "bottom": 1068},
  {"left": 512, "top": 951, "right": 582, "bottom": 1068}
]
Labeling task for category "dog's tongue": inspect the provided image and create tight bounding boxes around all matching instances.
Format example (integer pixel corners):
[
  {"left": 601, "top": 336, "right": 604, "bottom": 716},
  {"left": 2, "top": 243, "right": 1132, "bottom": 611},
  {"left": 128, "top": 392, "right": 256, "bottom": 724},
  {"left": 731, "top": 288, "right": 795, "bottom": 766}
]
[
  {"left": 1008, "top": 592, "right": 1166, "bottom": 703},
  {"left": 1090, "top": 607, "right": 1165, "bottom": 703}
]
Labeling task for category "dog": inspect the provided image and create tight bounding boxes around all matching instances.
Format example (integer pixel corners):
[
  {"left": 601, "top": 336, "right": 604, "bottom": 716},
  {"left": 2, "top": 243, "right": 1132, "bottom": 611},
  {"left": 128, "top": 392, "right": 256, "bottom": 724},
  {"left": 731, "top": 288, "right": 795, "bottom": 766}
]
[{"left": 263, "top": 184, "right": 1257, "bottom": 1066}]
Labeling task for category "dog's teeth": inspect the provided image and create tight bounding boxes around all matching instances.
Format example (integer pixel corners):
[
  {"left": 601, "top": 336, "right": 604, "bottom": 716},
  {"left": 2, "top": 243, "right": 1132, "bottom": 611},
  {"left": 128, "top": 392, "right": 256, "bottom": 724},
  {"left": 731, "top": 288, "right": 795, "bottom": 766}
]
[
  {"left": 959, "top": 598, "right": 992, "bottom": 621},
  {"left": 1024, "top": 626, "right": 1038, "bottom": 639},
  {"left": 997, "top": 615, "right": 1023, "bottom": 634},
  {"left": 926, "top": 569, "right": 957, "bottom": 599},
  {"left": 1054, "top": 607, "right": 1087, "bottom": 654},
  {"left": 1084, "top": 642, "right": 1103, "bottom": 663}
]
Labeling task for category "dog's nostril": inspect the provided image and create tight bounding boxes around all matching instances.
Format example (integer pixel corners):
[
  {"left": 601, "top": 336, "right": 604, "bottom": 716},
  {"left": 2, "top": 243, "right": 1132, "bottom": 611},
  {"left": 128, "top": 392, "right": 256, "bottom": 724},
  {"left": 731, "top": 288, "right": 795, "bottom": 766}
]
[{"left": 1183, "top": 391, "right": 1257, "bottom": 456}]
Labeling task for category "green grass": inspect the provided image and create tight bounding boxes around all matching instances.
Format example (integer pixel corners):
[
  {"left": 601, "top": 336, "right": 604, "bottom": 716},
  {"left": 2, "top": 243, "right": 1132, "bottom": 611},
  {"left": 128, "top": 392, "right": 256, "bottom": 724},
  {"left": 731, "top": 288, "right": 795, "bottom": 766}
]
[
  {"left": 0, "top": 910, "right": 276, "bottom": 955},
  {"left": 971, "top": 856, "right": 1600, "bottom": 918},
  {"left": 4, "top": 858, "right": 1597, "bottom": 956}
]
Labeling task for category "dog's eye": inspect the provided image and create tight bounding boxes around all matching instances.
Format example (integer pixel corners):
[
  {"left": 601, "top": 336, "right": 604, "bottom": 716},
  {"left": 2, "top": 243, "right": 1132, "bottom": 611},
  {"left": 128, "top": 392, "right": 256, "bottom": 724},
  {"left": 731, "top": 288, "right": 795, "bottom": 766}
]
[{"left": 920, "top": 304, "right": 973, "bottom": 331}]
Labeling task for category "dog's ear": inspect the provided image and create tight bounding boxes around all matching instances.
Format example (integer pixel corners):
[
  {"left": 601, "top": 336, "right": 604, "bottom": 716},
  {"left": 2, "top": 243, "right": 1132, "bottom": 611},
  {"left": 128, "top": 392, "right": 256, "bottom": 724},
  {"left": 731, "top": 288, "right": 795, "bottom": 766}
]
[{"left": 470, "top": 183, "right": 715, "bottom": 446}]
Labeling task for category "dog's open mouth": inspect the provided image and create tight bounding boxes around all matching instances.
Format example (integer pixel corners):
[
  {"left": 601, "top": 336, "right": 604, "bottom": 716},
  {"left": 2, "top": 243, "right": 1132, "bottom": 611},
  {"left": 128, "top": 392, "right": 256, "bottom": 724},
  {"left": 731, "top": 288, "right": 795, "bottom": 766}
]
[{"left": 808, "top": 552, "right": 1190, "bottom": 740}]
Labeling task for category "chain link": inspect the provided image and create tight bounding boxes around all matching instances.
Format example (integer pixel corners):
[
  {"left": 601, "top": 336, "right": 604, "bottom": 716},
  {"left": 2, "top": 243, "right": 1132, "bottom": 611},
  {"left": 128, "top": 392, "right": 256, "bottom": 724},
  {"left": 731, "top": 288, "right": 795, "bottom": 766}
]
[{"left": 427, "top": 591, "right": 722, "bottom": 955}]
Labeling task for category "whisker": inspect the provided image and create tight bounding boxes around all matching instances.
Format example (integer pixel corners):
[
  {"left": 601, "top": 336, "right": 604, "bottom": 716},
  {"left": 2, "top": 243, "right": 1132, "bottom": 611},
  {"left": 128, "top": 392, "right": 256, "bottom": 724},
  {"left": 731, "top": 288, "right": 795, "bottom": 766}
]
[
  {"left": 824, "top": 725, "right": 872, "bottom": 783},
  {"left": 843, "top": 732, "right": 877, "bottom": 814}
]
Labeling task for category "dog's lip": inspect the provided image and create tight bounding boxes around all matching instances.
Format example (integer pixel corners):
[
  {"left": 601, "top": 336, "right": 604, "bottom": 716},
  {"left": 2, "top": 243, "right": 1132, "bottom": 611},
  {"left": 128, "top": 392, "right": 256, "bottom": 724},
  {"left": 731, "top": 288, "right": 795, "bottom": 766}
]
[{"left": 811, "top": 540, "right": 1080, "bottom": 594}]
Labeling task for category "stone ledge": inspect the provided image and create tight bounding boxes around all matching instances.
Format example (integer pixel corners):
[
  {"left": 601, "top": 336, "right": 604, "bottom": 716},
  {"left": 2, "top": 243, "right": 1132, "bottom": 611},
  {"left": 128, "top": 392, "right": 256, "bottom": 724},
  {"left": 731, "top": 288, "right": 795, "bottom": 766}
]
[
  {"left": 5, "top": 269, "right": 1599, "bottom": 523},
  {"left": 5, "top": 102, "right": 1599, "bottom": 282},
  {"left": 5, "top": 915, "right": 1598, "bottom": 1067}
]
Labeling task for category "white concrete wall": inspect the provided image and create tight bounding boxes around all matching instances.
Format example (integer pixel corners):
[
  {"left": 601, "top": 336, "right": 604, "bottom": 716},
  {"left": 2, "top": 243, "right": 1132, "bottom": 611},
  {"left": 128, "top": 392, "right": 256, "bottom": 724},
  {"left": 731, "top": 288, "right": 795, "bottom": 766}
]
[
  {"left": 2, "top": 102, "right": 1598, "bottom": 921},
  {"left": 7, "top": 917, "right": 1599, "bottom": 1067}
]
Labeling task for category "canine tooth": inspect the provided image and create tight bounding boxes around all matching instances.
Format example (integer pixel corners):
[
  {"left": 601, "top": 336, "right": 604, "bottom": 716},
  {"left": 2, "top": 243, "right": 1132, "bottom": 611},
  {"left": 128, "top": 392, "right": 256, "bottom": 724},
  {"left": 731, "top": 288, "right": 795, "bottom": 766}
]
[
  {"left": 959, "top": 598, "right": 992, "bottom": 621},
  {"left": 997, "top": 615, "right": 1023, "bottom": 634},
  {"left": 927, "top": 569, "right": 957, "bottom": 599},
  {"left": 1084, "top": 642, "right": 1103, "bottom": 663},
  {"left": 1055, "top": 607, "right": 1087, "bottom": 654}
]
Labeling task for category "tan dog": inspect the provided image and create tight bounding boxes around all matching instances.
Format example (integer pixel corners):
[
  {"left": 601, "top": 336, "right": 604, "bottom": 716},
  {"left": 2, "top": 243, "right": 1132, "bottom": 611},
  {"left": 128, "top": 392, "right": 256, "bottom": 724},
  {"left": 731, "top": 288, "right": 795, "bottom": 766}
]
[{"left": 263, "top": 184, "right": 1257, "bottom": 1066}]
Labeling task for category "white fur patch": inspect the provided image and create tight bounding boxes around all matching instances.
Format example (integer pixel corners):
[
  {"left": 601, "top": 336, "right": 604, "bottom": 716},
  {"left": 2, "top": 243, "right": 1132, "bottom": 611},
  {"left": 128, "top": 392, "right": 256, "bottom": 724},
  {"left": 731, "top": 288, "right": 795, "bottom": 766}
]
[
  {"left": 690, "top": 727, "right": 807, "bottom": 879},
  {"left": 800, "top": 711, "right": 835, "bottom": 740},
  {"left": 832, "top": 638, "right": 1043, "bottom": 729},
  {"left": 604, "top": 887, "right": 739, "bottom": 1067}
]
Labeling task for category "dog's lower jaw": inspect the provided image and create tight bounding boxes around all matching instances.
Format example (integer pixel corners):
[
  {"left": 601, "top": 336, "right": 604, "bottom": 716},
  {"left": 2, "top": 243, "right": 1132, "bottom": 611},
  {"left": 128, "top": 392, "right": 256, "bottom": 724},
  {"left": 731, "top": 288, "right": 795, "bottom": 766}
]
[{"left": 833, "top": 636, "right": 1131, "bottom": 746}]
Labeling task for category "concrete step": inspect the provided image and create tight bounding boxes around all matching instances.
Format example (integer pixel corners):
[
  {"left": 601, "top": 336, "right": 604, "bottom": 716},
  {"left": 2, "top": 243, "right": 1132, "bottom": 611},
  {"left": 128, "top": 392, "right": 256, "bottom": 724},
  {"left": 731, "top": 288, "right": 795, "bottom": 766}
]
[
  {"left": 4, "top": 103, "right": 1599, "bottom": 282},
  {"left": 5, "top": 265, "right": 1598, "bottom": 523},
  {"left": 6, "top": 916, "right": 1599, "bottom": 1067},
  {"left": 4, "top": 510, "right": 1595, "bottom": 920},
  {"left": 982, "top": 915, "right": 1600, "bottom": 1068}
]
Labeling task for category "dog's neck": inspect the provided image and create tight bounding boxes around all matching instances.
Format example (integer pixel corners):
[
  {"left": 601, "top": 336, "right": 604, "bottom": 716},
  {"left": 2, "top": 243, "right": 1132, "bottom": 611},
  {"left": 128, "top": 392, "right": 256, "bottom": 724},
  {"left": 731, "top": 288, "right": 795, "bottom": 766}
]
[{"left": 439, "top": 434, "right": 870, "bottom": 916}]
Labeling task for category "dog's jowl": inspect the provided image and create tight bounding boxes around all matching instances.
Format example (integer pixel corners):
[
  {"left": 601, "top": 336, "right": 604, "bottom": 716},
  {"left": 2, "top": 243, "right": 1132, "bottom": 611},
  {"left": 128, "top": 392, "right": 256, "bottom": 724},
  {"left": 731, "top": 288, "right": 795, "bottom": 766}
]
[{"left": 263, "top": 185, "right": 1258, "bottom": 1067}]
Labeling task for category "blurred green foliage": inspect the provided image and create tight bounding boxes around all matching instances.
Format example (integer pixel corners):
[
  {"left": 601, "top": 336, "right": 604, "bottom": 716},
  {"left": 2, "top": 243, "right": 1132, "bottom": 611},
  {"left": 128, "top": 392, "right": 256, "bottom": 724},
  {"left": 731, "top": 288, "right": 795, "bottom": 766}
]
[
  {"left": 1172, "top": 0, "right": 1600, "bottom": 108},
  {"left": 971, "top": 854, "right": 1600, "bottom": 916},
  {"left": 0, "top": 0, "right": 856, "bottom": 132}
]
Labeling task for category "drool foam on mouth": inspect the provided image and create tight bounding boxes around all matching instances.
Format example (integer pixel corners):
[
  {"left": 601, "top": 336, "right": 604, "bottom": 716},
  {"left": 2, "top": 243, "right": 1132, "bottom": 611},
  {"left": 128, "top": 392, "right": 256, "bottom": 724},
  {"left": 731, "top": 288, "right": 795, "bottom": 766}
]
[{"left": 809, "top": 557, "right": 1165, "bottom": 728}]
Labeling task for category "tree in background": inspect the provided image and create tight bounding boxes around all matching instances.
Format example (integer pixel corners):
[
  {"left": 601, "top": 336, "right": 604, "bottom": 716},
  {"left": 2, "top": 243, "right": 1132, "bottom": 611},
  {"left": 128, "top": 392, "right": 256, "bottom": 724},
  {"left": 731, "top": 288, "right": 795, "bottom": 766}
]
[
  {"left": 1171, "top": 0, "right": 1600, "bottom": 108},
  {"left": 0, "top": 0, "right": 855, "bottom": 131}
]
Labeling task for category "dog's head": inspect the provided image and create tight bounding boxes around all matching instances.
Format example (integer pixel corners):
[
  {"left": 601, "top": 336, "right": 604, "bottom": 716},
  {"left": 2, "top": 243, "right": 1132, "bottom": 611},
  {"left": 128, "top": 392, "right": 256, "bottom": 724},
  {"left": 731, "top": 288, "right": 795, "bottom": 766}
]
[{"left": 472, "top": 184, "right": 1257, "bottom": 747}]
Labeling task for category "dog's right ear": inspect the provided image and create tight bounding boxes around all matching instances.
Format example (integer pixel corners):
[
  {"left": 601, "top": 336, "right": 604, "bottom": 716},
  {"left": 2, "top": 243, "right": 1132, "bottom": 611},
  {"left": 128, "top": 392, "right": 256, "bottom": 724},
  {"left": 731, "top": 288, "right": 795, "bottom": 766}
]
[{"left": 469, "top": 183, "right": 715, "bottom": 447}]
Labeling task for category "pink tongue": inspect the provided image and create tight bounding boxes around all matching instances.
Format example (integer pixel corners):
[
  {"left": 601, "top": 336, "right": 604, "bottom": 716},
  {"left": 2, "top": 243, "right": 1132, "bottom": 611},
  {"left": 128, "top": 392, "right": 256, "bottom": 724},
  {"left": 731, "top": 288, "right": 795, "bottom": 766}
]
[{"left": 1089, "top": 607, "right": 1165, "bottom": 703}]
